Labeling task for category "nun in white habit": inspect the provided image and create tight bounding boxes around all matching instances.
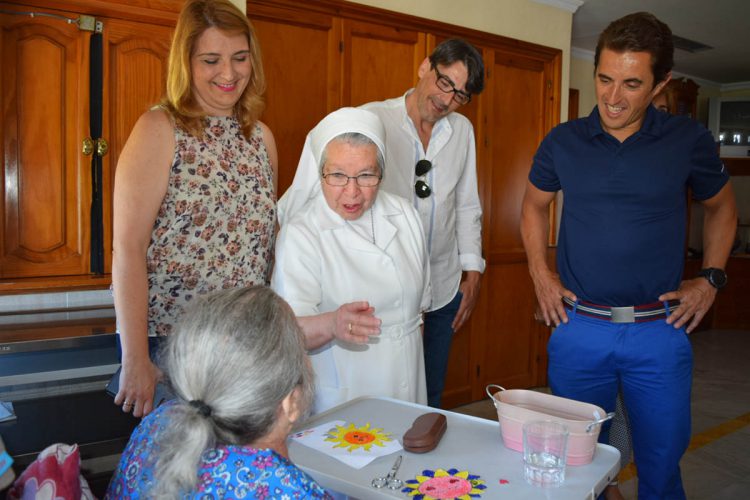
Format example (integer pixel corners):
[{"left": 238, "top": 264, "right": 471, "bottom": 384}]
[{"left": 272, "top": 107, "right": 430, "bottom": 414}]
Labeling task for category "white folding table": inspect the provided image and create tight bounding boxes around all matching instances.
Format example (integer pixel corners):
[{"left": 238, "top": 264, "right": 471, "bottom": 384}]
[{"left": 289, "top": 396, "right": 620, "bottom": 499}]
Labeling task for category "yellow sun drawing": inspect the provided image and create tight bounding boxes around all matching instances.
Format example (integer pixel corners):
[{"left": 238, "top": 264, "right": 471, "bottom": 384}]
[
  {"left": 402, "top": 468, "right": 486, "bottom": 499},
  {"left": 324, "top": 422, "right": 392, "bottom": 452}
]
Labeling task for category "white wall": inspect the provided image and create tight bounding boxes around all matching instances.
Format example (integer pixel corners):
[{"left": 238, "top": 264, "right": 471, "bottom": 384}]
[
  {"left": 230, "top": 0, "right": 245, "bottom": 13},
  {"left": 569, "top": 55, "right": 595, "bottom": 119}
]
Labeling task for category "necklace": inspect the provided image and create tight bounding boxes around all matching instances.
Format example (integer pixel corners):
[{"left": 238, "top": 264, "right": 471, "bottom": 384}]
[
  {"left": 345, "top": 207, "right": 376, "bottom": 245},
  {"left": 370, "top": 207, "right": 375, "bottom": 245}
]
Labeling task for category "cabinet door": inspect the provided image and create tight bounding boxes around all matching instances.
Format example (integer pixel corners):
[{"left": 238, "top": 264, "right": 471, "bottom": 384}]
[
  {"left": 342, "top": 19, "right": 426, "bottom": 107},
  {"left": 101, "top": 17, "right": 172, "bottom": 274},
  {"left": 438, "top": 42, "right": 561, "bottom": 407},
  {"left": 1, "top": 9, "right": 90, "bottom": 279},
  {"left": 440, "top": 41, "right": 487, "bottom": 408},
  {"left": 250, "top": 6, "right": 341, "bottom": 196},
  {"left": 477, "top": 47, "right": 560, "bottom": 394}
]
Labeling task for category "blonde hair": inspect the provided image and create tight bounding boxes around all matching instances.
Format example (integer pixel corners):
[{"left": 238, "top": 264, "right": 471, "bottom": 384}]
[
  {"left": 162, "top": 0, "right": 265, "bottom": 139},
  {"left": 151, "top": 286, "right": 314, "bottom": 497}
]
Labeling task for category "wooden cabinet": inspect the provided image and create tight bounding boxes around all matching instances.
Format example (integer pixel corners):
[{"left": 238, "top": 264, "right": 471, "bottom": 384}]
[
  {"left": 342, "top": 20, "right": 425, "bottom": 108},
  {"left": 711, "top": 256, "right": 750, "bottom": 329},
  {"left": 249, "top": 0, "right": 562, "bottom": 407},
  {"left": 465, "top": 45, "right": 560, "bottom": 403},
  {"left": 248, "top": 3, "right": 426, "bottom": 196},
  {"left": 1, "top": 5, "right": 91, "bottom": 279},
  {"left": 665, "top": 77, "right": 699, "bottom": 118},
  {"left": 3, "top": 0, "right": 562, "bottom": 406},
  {"left": 100, "top": 17, "right": 172, "bottom": 275},
  {"left": 1, "top": 1, "right": 175, "bottom": 285},
  {"left": 249, "top": 4, "right": 341, "bottom": 194},
  {"left": 685, "top": 256, "right": 750, "bottom": 331},
  {"left": 440, "top": 39, "right": 561, "bottom": 407}
]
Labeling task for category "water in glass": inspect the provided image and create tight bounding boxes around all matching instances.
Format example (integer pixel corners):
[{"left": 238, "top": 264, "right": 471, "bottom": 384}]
[
  {"left": 524, "top": 450, "right": 566, "bottom": 486},
  {"left": 523, "top": 420, "right": 568, "bottom": 487}
]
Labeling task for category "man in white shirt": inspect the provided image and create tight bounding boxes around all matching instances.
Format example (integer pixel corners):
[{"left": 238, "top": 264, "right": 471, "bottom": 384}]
[{"left": 279, "top": 39, "right": 485, "bottom": 408}]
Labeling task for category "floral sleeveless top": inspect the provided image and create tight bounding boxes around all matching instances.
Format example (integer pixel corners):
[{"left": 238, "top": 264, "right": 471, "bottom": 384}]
[{"left": 146, "top": 117, "right": 276, "bottom": 336}]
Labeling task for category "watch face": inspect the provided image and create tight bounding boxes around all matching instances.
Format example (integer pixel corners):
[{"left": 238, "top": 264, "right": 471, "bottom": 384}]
[
  {"left": 710, "top": 269, "right": 728, "bottom": 288},
  {"left": 702, "top": 268, "right": 728, "bottom": 289}
]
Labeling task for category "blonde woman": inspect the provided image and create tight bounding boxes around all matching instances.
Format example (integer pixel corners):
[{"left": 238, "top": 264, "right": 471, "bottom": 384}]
[{"left": 112, "top": 0, "right": 277, "bottom": 417}]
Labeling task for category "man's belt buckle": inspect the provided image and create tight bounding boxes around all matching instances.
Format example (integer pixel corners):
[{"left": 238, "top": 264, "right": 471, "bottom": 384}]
[{"left": 610, "top": 306, "right": 635, "bottom": 323}]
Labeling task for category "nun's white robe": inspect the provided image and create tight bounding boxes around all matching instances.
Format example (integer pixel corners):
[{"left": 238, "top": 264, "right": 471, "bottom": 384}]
[{"left": 272, "top": 191, "right": 430, "bottom": 414}]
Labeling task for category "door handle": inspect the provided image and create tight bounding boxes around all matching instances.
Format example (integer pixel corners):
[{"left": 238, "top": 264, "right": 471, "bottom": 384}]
[
  {"left": 95, "top": 138, "right": 108, "bottom": 156},
  {"left": 82, "top": 137, "right": 94, "bottom": 155},
  {"left": 82, "top": 137, "right": 108, "bottom": 156}
]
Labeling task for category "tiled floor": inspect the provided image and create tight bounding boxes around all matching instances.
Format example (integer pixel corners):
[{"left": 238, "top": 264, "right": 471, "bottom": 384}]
[{"left": 450, "top": 329, "right": 750, "bottom": 499}]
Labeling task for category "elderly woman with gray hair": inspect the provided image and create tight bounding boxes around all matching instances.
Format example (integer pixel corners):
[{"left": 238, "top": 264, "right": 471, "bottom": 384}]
[
  {"left": 105, "top": 286, "right": 331, "bottom": 499},
  {"left": 272, "top": 107, "right": 431, "bottom": 414}
]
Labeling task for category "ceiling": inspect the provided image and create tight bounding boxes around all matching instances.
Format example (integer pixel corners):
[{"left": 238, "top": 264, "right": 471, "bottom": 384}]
[{"left": 571, "top": 0, "right": 750, "bottom": 85}]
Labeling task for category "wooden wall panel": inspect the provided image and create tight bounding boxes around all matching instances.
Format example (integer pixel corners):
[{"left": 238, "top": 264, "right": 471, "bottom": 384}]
[
  {"left": 709, "top": 257, "right": 750, "bottom": 330},
  {"left": 343, "top": 20, "right": 425, "bottom": 107},
  {"left": 440, "top": 42, "right": 486, "bottom": 408},
  {"left": 250, "top": 8, "right": 340, "bottom": 196},
  {"left": 481, "top": 263, "right": 542, "bottom": 387},
  {"left": 473, "top": 45, "right": 560, "bottom": 396},
  {"left": 488, "top": 57, "right": 547, "bottom": 255}
]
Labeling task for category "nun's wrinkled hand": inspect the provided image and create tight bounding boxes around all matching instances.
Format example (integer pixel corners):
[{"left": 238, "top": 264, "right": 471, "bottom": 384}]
[{"left": 334, "top": 301, "right": 381, "bottom": 344}]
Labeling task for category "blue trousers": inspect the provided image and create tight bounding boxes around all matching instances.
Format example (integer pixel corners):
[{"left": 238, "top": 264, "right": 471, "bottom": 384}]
[
  {"left": 547, "top": 308, "right": 692, "bottom": 500},
  {"left": 423, "top": 290, "right": 462, "bottom": 408}
]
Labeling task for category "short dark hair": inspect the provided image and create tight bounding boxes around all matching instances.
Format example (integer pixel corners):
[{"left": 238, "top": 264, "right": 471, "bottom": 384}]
[
  {"left": 429, "top": 38, "right": 485, "bottom": 95},
  {"left": 594, "top": 11, "right": 674, "bottom": 86}
]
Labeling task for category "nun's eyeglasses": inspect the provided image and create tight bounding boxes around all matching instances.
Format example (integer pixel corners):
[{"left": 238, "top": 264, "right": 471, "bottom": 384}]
[{"left": 322, "top": 172, "right": 382, "bottom": 187}]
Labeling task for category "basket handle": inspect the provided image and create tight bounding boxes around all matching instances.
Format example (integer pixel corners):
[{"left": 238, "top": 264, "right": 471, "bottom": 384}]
[
  {"left": 484, "top": 384, "right": 506, "bottom": 407},
  {"left": 586, "top": 412, "right": 616, "bottom": 433}
]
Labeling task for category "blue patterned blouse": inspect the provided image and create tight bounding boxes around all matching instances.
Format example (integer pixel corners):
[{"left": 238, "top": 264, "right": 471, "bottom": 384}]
[{"left": 105, "top": 402, "right": 332, "bottom": 499}]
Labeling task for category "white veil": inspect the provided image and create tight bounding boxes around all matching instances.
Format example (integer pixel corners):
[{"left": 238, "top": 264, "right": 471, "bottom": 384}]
[{"left": 277, "top": 107, "right": 386, "bottom": 225}]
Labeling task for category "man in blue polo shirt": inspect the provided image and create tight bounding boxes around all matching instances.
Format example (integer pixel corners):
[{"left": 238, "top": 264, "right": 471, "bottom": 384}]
[{"left": 521, "top": 12, "right": 737, "bottom": 500}]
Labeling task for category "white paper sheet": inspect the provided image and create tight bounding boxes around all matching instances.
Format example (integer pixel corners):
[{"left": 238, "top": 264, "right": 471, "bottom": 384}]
[{"left": 290, "top": 419, "right": 402, "bottom": 469}]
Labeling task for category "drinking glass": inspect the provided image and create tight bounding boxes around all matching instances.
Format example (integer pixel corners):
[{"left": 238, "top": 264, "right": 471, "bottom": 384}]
[{"left": 523, "top": 420, "right": 569, "bottom": 487}]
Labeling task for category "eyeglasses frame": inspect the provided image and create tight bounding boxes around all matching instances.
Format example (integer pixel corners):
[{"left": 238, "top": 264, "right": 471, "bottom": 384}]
[
  {"left": 432, "top": 65, "right": 472, "bottom": 105},
  {"left": 322, "top": 172, "right": 382, "bottom": 187}
]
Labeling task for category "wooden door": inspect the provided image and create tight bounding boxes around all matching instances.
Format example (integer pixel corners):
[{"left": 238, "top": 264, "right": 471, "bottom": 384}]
[
  {"left": 440, "top": 41, "right": 487, "bottom": 408},
  {"left": 1, "top": 6, "right": 90, "bottom": 279},
  {"left": 101, "top": 17, "right": 172, "bottom": 274},
  {"left": 342, "top": 19, "right": 425, "bottom": 107},
  {"left": 476, "top": 47, "right": 560, "bottom": 394},
  {"left": 250, "top": 5, "right": 341, "bottom": 196}
]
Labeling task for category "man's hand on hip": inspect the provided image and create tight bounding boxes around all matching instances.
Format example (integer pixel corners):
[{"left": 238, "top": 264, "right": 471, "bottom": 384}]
[
  {"left": 452, "top": 271, "right": 481, "bottom": 332},
  {"left": 659, "top": 278, "right": 717, "bottom": 333},
  {"left": 531, "top": 268, "right": 576, "bottom": 327}
]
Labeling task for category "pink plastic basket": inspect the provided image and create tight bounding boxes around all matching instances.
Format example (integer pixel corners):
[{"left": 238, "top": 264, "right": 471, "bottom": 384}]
[{"left": 485, "top": 384, "right": 614, "bottom": 466}]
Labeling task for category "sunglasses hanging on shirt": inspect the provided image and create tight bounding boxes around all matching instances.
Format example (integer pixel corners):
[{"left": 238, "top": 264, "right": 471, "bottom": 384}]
[{"left": 415, "top": 159, "right": 432, "bottom": 198}]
